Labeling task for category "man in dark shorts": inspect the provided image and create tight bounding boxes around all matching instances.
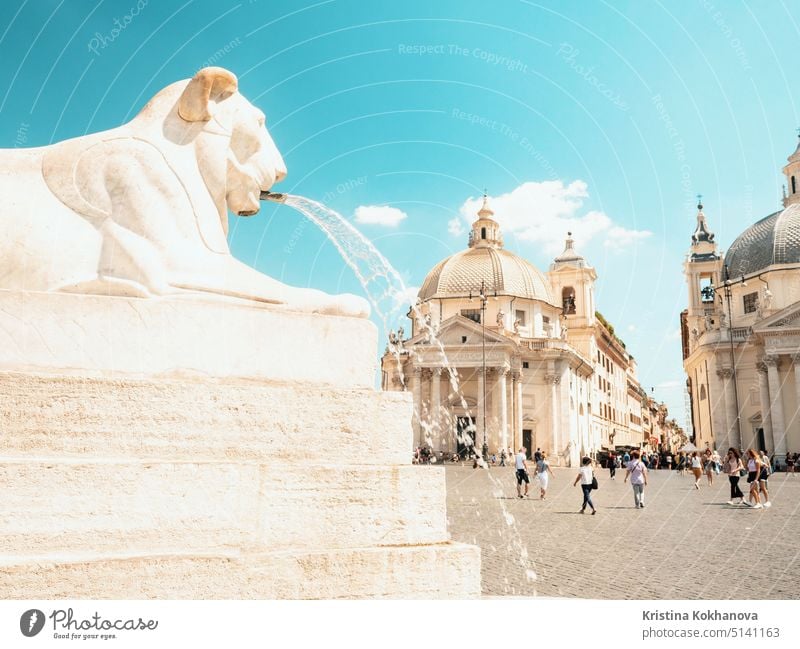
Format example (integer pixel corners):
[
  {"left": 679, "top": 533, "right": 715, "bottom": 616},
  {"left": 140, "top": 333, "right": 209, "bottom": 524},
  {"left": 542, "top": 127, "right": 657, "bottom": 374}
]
[{"left": 515, "top": 447, "right": 530, "bottom": 498}]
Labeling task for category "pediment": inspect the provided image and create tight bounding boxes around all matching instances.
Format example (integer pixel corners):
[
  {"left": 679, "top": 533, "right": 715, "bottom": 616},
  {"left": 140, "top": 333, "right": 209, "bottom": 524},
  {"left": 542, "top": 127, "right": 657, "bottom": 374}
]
[
  {"left": 408, "top": 314, "right": 514, "bottom": 347},
  {"left": 752, "top": 301, "right": 800, "bottom": 332}
]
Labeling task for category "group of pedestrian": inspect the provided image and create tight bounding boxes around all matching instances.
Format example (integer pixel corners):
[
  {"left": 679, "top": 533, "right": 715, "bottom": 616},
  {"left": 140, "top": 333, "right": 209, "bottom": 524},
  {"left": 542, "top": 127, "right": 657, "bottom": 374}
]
[
  {"left": 574, "top": 449, "right": 649, "bottom": 512},
  {"left": 514, "top": 447, "right": 555, "bottom": 499},
  {"left": 512, "top": 445, "right": 777, "bottom": 513},
  {"left": 724, "top": 447, "right": 771, "bottom": 509}
]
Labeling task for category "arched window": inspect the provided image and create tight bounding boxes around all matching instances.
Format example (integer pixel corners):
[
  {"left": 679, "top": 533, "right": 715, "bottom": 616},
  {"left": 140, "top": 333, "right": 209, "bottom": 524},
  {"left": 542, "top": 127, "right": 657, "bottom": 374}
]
[
  {"left": 793, "top": 176, "right": 797, "bottom": 194},
  {"left": 700, "top": 384, "right": 707, "bottom": 401},
  {"left": 562, "top": 287, "right": 576, "bottom": 314},
  {"left": 481, "top": 227, "right": 487, "bottom": 239}
]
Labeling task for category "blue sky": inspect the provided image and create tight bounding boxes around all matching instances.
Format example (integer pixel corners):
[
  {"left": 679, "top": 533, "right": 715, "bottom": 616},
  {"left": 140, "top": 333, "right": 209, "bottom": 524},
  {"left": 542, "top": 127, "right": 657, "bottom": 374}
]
[{"left": 1, "top": 0, "right": 797, "bottom": 425}]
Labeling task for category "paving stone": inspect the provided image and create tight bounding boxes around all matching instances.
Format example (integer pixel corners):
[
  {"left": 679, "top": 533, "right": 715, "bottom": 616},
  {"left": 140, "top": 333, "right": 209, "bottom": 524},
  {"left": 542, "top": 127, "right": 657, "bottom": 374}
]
[{"left": 445, "top": 464, "right": 800, "bottom": 599}]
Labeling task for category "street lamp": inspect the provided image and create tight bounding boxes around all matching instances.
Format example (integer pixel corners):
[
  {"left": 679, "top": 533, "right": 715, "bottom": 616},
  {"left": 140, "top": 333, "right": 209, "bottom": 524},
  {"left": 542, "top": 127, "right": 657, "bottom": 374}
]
[
  {"left": 712, "top": 263, "right": 743, "bottom": 447},
  {"left": 469, "top": 279, "right": 494, "bottom": 462}
]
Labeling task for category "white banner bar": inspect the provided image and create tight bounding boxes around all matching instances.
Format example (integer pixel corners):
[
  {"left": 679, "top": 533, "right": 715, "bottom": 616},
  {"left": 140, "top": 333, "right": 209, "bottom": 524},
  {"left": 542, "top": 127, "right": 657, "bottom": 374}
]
[{"left": 0, "top": 600, "right": 797, "bottom": 648}]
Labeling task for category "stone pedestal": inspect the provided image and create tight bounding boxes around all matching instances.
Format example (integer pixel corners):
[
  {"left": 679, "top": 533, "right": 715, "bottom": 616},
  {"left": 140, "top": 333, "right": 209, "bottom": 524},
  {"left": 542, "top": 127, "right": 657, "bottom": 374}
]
[{"left": 0, "top": 290, "right": 480, "bottom": 599}]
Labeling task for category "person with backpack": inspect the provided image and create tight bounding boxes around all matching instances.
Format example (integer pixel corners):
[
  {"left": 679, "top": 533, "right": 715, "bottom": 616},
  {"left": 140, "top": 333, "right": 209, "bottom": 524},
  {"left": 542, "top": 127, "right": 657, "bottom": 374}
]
[{"left": 624, "top": 450, "right": 648, "bottom": 508}]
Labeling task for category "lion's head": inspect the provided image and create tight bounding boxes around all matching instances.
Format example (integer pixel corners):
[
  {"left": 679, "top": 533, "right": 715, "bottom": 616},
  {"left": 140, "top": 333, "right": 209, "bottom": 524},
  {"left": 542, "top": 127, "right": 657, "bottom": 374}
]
[{"left": 142, "top": 66, "right": 287, "bottom": 221}]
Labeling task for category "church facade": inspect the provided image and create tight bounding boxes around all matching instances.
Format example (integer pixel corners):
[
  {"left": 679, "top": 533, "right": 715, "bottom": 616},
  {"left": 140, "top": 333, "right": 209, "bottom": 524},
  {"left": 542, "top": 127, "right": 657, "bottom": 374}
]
[
  {"left": 381, "top": 197, "right": 651, "bottom": 466},
  {"left": 682, "top": 136, "right": 800, "bottom": 463}
]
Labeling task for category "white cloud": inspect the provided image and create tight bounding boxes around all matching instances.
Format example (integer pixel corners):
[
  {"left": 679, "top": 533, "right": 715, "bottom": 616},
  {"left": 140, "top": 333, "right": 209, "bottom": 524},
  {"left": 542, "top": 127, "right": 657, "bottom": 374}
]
[
  {"left": 654, "top": 379, "right": 685, "bottom": 390},
  {"left": 447, "top": 217, "right": 465, "bottom": 237},
  {"left": 354, "top": 204, "right": 407, "bottom": 227},
  {"left": 457, "top": 180, "right": 651, "bottom": 255},
  {"left": 604, "top": 225, "right": 652, "bottom": 250}
]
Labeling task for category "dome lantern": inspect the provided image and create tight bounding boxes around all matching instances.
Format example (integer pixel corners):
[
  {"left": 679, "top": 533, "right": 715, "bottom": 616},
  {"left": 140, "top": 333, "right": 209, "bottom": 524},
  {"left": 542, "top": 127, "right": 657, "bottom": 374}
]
[
  {"left": 468, "top": 193, "right": 504, "bottom": 249},
  {"left": 782, "top": 131, "right": 800, "bottom": 207}
]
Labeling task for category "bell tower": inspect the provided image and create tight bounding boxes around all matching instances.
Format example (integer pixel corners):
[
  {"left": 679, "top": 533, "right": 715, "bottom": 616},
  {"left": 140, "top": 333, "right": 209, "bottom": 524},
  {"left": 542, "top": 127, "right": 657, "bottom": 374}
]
[
  {"left": 549, "top": 232, "right": 596, "bottom": 327},
  {"left": 684, "top": 197, "right": 722, "bottom": 346}
]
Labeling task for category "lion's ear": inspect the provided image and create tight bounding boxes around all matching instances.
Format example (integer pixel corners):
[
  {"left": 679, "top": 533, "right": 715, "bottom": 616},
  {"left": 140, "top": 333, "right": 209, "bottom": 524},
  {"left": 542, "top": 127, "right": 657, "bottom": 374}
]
[{"left": 178, "top": 67, "right": 238, "bottom": 122}]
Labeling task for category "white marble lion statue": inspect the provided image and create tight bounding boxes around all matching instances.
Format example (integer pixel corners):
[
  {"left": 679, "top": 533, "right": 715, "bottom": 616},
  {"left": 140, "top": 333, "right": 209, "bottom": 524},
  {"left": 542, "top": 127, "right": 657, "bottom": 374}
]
[{"left": 0, "top": 67, "right": 368, "bottom": 317}]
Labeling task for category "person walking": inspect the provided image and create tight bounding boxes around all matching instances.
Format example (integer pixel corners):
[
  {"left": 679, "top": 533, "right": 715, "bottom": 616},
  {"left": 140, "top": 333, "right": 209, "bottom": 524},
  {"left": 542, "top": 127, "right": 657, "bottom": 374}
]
[
  {"left": 703, "top": 449, "right": 715, "bottom": 486},
  {"left": 690, "top": 452, "right": 703, "bottom": 489},
  {"left": 676, "top": 452, "right": 687, "bottom": 476},
  {"left": 535, "top": 453, "right": 555, "bottom": 500},
  {"left": 573, "top": 456, "right": 597, "bottom": 515},
  {"left": 608, "top": 452, "right": 617, "bottom": 480},
  {"left": 711, "top": 449, "right": 722, "bottom": 474},
  {"left": 624, "top": 450, "right": 648, "bottom": 508},
  {"left": 758, "top": 450, "right": 772, "bottom": 508},
  {"left": 744, "top": 449, "right": 764, "bottom": 509},
  {"left": 499, "top": 448, "right": 507, "bottom": 467},
  {"left": 724, "top": 448, "right": 745, "bottom": 505},
  {"left": 786, "top": 451, "right": 795, "bottom": 475},
  {"left": 514, "top": 447, "right": 530, "bottom": 499}
]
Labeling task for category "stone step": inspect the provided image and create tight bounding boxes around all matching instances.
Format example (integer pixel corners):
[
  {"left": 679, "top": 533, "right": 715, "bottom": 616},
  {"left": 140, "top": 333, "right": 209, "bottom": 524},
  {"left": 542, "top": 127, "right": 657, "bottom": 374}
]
[
  {"left": 0, "top": 462, "right": 447, "bottom": 556},
  {"left": 0, "top": 372, "right": 413, "bottom": 464},
  {"left": 0, "top": 542, "right": 481, "bottom": 599}
]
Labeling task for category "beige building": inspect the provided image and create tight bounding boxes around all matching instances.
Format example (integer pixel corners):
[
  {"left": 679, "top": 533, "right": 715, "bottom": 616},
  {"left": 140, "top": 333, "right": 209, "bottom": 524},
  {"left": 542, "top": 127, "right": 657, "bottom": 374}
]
[
  {"left": 381, "top": 196, "right": 644, "bottom": 465},
  {"left": 682, "top": 136, "right": 800, "bottom": 463}
]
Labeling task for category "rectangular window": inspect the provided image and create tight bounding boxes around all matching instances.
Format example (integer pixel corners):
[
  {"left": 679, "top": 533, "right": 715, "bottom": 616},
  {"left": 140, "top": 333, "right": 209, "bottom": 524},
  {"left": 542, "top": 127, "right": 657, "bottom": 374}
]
[
  {"left": 522, "top": 361, "right": 529, "bottom": 369},
  {"left": 515, "top": 310, "right": 526, "bottom": 326},
  {"left": 743, "top": 292, "right": 758, "bottom": 314},
  {"left": 460, "top": 309, "right": 481, "bottom": 324}
]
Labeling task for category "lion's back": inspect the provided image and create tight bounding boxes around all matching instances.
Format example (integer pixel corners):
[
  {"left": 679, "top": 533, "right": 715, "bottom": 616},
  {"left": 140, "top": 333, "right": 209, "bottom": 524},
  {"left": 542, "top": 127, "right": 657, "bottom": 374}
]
[{"left": 0, "top": 146, "right": 101, "bottom": 292}]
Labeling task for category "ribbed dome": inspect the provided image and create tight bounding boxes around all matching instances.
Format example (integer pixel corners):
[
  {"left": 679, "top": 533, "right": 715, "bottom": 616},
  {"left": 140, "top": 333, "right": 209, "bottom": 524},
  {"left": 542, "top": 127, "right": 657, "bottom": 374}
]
[
  {"left": 725, "top": 203, "right": 800, "bottom": 276},
  {"left": 418, "top": 246, "right": 555, "bottom": 303}
]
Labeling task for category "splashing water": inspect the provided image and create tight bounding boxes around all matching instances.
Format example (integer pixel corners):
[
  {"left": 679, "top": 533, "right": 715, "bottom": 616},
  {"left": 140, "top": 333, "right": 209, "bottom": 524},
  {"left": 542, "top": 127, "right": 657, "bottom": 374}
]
[
  {"left": 281, "top": 195, "right": 408, "bottom": 326},
  {"left": 276, "top": 193, "right": 539, "bottom": 594},
  {"left": 280, "top": 194, "right": 468, "bottom": 444}
]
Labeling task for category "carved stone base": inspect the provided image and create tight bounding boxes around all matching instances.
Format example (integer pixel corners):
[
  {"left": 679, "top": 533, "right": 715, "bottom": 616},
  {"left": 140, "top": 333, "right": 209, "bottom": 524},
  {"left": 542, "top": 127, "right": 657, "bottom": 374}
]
[{"left": 0, "top": 291, "right": 480, "bottom": 598}]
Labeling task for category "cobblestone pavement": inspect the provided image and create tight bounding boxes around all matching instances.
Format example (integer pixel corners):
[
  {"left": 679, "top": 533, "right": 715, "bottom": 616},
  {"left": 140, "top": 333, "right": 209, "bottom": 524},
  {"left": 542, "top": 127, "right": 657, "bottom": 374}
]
[{"left": 445, "top": 464, "right": 800, "bottom": 599}]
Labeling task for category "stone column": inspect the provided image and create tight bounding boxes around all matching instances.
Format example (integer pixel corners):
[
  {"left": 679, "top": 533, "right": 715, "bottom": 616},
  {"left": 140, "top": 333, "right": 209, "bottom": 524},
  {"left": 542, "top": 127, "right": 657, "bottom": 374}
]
[
  {"left": 477, "top": 367, "right": 486, "bottom": 452},
  {"left": 765, "top": 355, "right": 787, "bottom": 460},
  {"left": 431, "top": 368, "right": 442, "bottom": 448},
  {"left": 792, "top": 354, "right": 800, "bottom": 441},
  {"left": 711, "top": 367, "right": 730, "bottom": 452},
  {"left": 756, "top": 361, "right": 773, "bottom": 451},
  {"left": 498, "top": 368, "right": 508, "bottom": 453},
  {"left": 717, "top": 368, "right": 739, "bottom": 451},
  {"left": 514, "top": 371, "right": 523, "bottom": 453},
  {"left": 411, "top": 367, "right": 422, "bottom": 447},
  {"left": 546, "top": 373, "right": 561, "bottom": 462}
]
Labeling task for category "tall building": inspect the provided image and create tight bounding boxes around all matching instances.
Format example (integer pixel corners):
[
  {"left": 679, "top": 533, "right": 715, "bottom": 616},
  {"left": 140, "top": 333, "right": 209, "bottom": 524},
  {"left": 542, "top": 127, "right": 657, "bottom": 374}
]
[
  {"left": 682, "top": 135, "right": 800, "bottom": 463},
  {"left": 380, "top": 196, "right": 645, "bottom": 465}
]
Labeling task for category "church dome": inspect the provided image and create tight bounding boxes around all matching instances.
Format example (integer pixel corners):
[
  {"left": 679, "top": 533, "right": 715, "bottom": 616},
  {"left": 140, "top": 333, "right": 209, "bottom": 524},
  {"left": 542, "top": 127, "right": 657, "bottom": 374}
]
[
  {"left": 725, "top": 203, "right": 800, "bottom": 277},
  {"left": 418, "top": 196, "right": 555, "bottom": 304}
]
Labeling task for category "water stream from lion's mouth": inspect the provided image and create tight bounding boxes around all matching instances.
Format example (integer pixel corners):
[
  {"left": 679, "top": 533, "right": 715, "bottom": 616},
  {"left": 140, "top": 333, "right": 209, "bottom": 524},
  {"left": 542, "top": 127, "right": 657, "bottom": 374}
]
[{"left": 269, "top": 192, "right": 538, "bottom": 595}]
